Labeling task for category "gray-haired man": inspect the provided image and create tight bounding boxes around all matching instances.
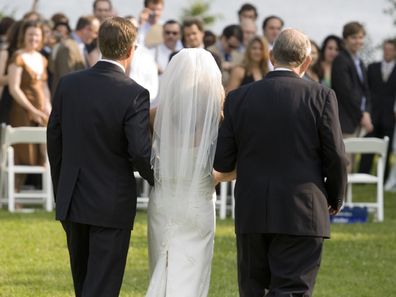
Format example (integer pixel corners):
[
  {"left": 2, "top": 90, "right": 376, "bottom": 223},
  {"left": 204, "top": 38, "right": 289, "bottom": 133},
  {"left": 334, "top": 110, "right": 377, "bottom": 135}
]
[{"left": 214, "top": 28, "right": 348, "bottom": 296}]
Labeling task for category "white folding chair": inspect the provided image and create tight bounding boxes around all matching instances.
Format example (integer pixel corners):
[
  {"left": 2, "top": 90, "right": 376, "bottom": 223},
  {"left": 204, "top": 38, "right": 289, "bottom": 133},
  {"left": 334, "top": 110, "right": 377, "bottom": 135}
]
[
  {"left": 217, "top": 182, "right": 228, "bottom": 219},
  {"left": 134, "top": 172, "right": 150, "bottom": 209},
  {"left": 0, "top": 126, "right": 53, "bottom": 212},
  {"left": 343, "top": 136, "right": 389, "bottom": 222},
  {"left": 0, "top": 123, "right": 6, "bottom": 208}
]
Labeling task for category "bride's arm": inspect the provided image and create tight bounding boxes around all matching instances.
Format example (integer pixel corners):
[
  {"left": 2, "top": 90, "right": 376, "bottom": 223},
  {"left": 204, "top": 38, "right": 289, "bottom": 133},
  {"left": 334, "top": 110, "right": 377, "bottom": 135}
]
[{"left": 213, "top": 169, "right": 236, "bottom": 185}]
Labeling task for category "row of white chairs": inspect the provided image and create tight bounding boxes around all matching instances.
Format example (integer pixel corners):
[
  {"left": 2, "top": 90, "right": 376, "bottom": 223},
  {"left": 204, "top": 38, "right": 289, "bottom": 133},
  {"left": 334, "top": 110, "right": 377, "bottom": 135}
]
[
  {"left": 0, "top": 125, "right": 53, "bottom": 212},
  {"left": 0, "top": 125, "right": 389, "bottom": 222}
]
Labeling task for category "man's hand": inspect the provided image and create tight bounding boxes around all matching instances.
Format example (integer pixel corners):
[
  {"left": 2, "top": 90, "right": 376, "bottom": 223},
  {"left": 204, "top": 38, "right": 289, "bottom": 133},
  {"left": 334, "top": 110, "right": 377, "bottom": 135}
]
[
  {"left": 328, "top": 200, "right": 343, "bottom": 216},
  {"left": 138, "top": 8, "right": 152, "bottom": 25},
  {"left": 361, "top": 112, "right": 373, "bottom": 133}
]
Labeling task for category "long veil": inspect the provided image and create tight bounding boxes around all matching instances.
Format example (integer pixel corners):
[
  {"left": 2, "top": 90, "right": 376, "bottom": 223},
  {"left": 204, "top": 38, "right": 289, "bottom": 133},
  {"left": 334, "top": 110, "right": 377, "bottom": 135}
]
[{"left": 151, "top": 48, "right": 223, "bottom": 200}]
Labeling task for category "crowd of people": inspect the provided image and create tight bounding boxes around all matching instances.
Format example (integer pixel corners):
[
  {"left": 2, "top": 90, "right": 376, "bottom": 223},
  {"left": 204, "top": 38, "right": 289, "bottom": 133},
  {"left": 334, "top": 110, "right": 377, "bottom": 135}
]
[{"left": 1, "top": 0, "right": 396, "bottom": 187}]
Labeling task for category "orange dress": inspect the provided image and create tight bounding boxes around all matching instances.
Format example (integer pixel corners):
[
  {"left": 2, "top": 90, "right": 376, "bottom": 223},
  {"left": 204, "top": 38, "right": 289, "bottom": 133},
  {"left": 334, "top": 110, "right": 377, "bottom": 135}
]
[{"left": 8, "top": 51, "right": 48, "bottom": 189}]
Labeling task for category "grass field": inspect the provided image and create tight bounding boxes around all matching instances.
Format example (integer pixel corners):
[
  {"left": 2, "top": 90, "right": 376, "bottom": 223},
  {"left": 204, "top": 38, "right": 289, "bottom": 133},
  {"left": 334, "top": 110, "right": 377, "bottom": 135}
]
[{"left": 0, "top": 185, "right": 395, "bottom": 297}]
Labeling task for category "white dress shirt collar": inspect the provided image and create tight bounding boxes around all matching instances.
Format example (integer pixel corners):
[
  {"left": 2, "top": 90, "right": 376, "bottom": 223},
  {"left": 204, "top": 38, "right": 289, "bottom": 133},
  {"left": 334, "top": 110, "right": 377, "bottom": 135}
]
[{"left": 99, "top": 59, "right": 126, "bottom": 72}]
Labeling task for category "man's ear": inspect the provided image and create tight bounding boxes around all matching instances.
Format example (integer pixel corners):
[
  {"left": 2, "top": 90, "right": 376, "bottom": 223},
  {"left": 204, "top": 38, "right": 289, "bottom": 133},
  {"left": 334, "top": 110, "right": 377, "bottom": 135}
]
[
  {"left": 126, "top": 46, "right": 133, "bottom": 59},
  {"left": 299, "top": 55, "right": 312, "bottom": 76},
  {"left": 269, "top": 50, "right": 275, "bottom": 66}
]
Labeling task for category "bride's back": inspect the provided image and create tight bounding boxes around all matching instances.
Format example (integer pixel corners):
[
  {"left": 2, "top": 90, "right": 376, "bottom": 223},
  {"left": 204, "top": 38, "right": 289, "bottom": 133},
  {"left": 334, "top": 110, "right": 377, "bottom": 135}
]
[{"left": 152, "top": 48, "right": 224, "bottom": 194}]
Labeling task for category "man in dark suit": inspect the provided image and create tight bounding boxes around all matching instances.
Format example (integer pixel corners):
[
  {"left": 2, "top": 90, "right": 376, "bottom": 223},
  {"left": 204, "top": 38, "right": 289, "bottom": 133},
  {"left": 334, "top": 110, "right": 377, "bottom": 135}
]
[
  {"left": 332, "top": 21, "right": 373, "bottom": 138},
  {"left": 47, "top": 17, "right": 154, "bottom": 297},
  {"left": 359, "top": 39, "right": 396, "bottom": 179},
  {"left": 214, "top": 29, "right": 348, "bottom": 297}
]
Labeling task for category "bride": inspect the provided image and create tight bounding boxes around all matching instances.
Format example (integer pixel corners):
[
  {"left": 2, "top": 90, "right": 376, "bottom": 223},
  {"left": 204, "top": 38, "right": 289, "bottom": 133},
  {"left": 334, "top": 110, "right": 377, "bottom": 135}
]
[{"left": 146, "top": 48, "right": 234, "bottom": 297}]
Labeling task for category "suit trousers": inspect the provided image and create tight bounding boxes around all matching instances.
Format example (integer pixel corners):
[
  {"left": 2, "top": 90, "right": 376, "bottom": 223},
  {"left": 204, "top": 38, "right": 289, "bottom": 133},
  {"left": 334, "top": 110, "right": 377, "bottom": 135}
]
[
  {"left": 236, "top": 233, "right": 323, "bottom": 297},
  {"left": 61, "top": 221, "right": 131, "bottom": 297}
]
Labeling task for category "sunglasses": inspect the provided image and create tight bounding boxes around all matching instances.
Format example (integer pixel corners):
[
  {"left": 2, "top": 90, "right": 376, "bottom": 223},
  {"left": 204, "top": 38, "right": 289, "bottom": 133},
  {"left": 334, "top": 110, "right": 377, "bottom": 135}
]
[
  {"left": 165, "top": 31, "right": 179, "bottom": 36},
  {"left": 228, "top": 43, "right": 239, "bottom": 50}
]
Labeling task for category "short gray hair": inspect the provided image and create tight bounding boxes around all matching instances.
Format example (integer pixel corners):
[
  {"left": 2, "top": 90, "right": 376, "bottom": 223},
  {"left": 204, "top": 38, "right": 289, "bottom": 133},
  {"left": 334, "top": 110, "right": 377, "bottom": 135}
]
[{"left": 272, "top": 28, "right": 311, "bottom": 67}]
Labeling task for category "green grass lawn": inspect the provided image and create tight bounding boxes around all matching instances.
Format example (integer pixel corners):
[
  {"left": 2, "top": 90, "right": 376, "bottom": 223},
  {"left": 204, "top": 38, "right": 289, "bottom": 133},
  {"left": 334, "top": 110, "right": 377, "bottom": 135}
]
[{"left": 0, "top": 185, "right": 395, "bottom": 297}]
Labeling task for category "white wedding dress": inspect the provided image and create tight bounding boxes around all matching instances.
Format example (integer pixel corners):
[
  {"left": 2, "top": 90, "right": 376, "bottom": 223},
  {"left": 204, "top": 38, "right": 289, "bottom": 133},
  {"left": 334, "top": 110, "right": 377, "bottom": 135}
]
[{"left": 145, "top": 49, "right": 223, "bottom": 297}]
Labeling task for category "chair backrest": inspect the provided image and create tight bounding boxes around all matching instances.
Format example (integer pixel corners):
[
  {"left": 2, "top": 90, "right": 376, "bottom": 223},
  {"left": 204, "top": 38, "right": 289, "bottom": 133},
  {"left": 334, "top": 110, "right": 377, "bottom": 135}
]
[
  {"left": 3, "top": 126, "right": 47, "bottom": 146},
  {"left": 343, "top": 137, "right": 389, "bottom": 157}
]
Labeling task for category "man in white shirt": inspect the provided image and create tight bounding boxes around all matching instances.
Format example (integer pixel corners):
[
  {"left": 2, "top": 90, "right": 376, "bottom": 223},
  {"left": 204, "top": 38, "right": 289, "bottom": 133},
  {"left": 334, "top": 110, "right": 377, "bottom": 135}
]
[
  {"left": 150, "top": 20, "right": 183, "bottom": 76},
  {"left": 137, "top": 0, "right": 164, "bottom": 47}
]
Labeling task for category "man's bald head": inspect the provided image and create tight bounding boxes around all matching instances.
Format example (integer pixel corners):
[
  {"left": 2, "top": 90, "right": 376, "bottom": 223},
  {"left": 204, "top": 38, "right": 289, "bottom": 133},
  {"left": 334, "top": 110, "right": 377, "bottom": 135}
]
[{"left": 271, "top": 28, "right": 311, "bottom": 68}]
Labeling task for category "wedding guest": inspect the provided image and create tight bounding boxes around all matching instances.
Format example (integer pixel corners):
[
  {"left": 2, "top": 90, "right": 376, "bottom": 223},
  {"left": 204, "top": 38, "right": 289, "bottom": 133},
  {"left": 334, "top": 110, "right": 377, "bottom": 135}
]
[
  {"left": 23, "top": 11, "right": 42, "bottom": 22},
  {"left": 0, "top": 17, "right": 15, "bottom": 99},
  {"left": 262, "top": 15, "right": 284, "bottom": 70},
  {"left": 41, "top": 20, "right": 57, "bottom": 90},
  {"left": 93, "top": 0, "right": 113, "bottom": 23},
  {"left": 332, "top": 21, "right": 372, "bottom": 173},
  {"left": 8, "top": 20, "right": 51, "bottom": 190},
  {"left": 214, "top": 28, "right": 347, "bottom": 297},
  {"left": 207, "top": 24, "right": 244, "bottom": 85},
  {"left": 0, "top": 17, "right": 15, "bottom": 49},
  {"left": 182, "top": 17, "right": 205, "bottom": 49},
  {"left": 237, "top": 3, "right": 258, "bottom": 23},
  {"left": 129, "top": 43, "right": 159, "bottom": 102},
  {"left": 226, "top": 36, "right": 269, "bottom": 93},
  {"left": 315, "top": 35, "right": 342, "bottom": 88},
  {"left": 332, "top": 21, "right": 372, "bottom": 138},
  {"left": 137, "top": 0, "right": 164, "bottom": 47},
  {"left": 149, "top": 19, "right": 183, "bottom": 76},
  {"left": 50, "top": 15, "right": 99, "bottom": 91},
  {"left": 204, "top": 30, "right": 216, "bottom": 48},
  {"left": 53, "top": 22, "right": 71, "bottom": 41},
  {"left": 262, "top": 15, "right": 284, "bottom": 49},
  {"left": 360, "top": 39, "right": 396, "bottom": 180},
  {"left": 240, "top": 18, "right": 256, "bottom": 50},
  {"left": 304, "top": 40, "right": 320, "bottom": 82},
  {"left": 51, "top": 12, "right": 69, "bottom": 25},
  {"left": 51, "top": 13, "right": 71, "bottom": 41},
  {"left": 0, "top": 20, "right": 23, "bottom": 124}
]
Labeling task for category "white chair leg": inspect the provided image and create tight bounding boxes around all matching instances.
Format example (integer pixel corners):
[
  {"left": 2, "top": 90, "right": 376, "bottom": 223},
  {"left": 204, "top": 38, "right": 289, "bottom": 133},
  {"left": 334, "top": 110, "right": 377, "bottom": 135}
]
[
  {"left": 231, "top": 180, "right": 236, "bottom": 219},
  {"left": 142, "top": 180, "right": 150, "bottom": 198},
  {"left": 219, "top": 182, "right": 228, "bottom": 219},
  {"left": 44, "top": 169, "right": 52, "bottom": 212},
  {"left": 8, "top": 147, "right": 15, "bottom": 212},
  {"left": 347, "top": 183, "right": 352, "bottom": 204},
  {"left": 378, "top": 159, "right": 384, "bottom": 222}
]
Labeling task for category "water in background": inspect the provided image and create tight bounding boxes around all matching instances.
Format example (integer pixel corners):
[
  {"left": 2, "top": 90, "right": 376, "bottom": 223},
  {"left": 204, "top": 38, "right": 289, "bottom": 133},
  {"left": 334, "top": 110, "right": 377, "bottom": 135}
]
[{"left": 1, "top": 0, "right": 394, "bottom": 61}]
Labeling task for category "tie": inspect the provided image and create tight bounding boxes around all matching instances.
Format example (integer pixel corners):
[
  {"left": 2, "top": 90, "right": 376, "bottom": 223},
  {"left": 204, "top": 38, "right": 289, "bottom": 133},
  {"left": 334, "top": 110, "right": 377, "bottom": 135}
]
[
  {"left": 382, "top": 63, "right": 392, "bottom": 82},
  {"left": 354, "top": 58, "right": 364, "bottom": 82}
]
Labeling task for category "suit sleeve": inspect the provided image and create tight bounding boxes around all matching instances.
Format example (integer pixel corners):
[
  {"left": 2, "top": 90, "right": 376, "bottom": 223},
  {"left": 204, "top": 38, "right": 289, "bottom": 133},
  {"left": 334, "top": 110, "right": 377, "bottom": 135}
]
[
  {"left": 319, "top": 89, "right": 348, "bottom": 209},
  {"left": 124, "top": 88, "right": 154, "bottom": 186},
  {"left": 47, "top": 79, "right": 63, "bottom": 201},
  {"left": 331, "top": 55, "right": 363, "bottom": 123},
  {"left": 214, "top": 94, "right": 237, "bottom": 172}
]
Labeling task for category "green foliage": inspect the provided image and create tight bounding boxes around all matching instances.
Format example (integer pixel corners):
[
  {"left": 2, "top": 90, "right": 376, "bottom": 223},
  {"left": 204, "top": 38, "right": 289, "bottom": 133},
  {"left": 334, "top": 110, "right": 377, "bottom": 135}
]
[
  {"left": 180, "top": 0, "right": 221, "bottom": 27},
  {"left": 384, "top": 0, "right": 396, "bottom": 26},
  {"left": 0, "top": 185, "right": 395, "bottom": 296}
]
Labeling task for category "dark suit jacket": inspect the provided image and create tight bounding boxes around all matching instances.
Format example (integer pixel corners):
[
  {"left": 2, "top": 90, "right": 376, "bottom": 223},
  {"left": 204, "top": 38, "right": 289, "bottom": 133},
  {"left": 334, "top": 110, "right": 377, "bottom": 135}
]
[
  {"left": 214, "top": 71, "right": 348, "bottom": 238},
  {"left": 47, "top": 61, "right": 154, "bottom": 229},
  {"left": 331, "top": 49, "right": 371, "bottom": 133},
  {"left": 367, "top": 61, "right": 396, "bottom": 129}
]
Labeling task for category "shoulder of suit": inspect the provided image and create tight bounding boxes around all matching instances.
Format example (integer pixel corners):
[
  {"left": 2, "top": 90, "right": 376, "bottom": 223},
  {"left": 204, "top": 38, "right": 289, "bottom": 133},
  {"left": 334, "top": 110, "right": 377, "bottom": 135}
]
[{"left": 126, "top": 77, "right": 148, "bottom": 94}]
